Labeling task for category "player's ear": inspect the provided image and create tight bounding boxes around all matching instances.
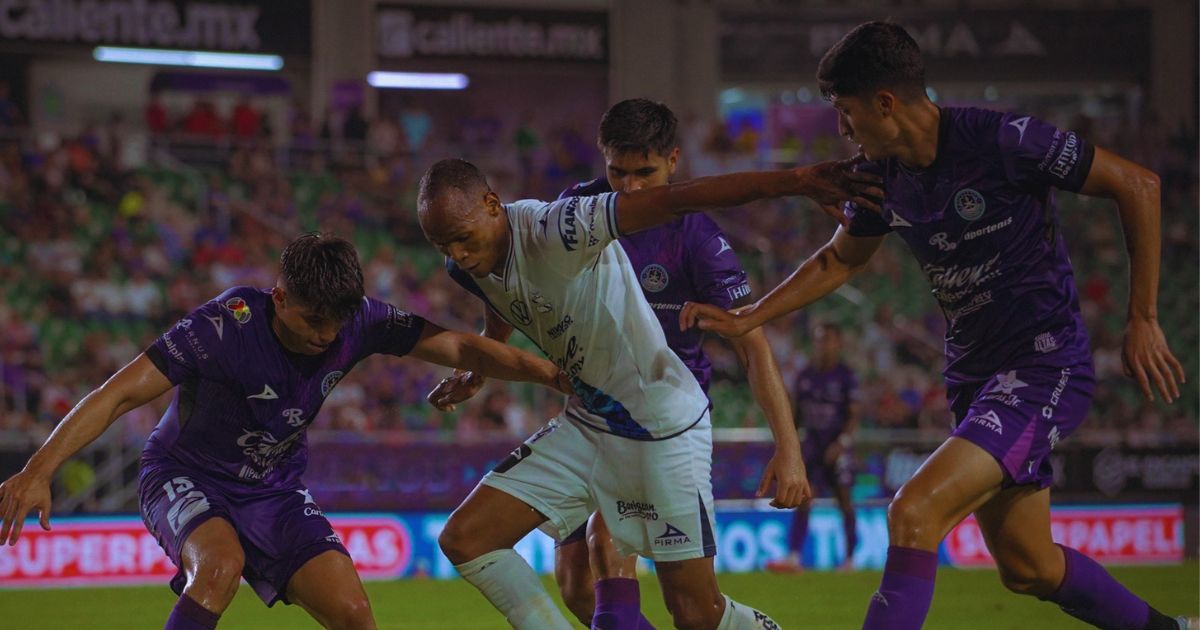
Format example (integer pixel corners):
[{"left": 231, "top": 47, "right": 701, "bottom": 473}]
[
  {"left": 271, "top": 286, "right": 287, "bottom": 309},
  {"left": 667, "top": 147, "right": 680, "bottom": 176},
  {"left": 876, "top": 91, "right": 896, "bottom": 117},
  {"left": 483, "top": 190, "right": 503, "bottom": 215}
]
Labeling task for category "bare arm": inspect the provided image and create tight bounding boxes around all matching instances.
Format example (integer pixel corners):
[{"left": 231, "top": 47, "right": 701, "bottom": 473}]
[
  {"left": 1079, "top": 147, "right": 1184, "bottom": 402},
  {"left": 426, "top": 305, "right": 519, "bottom": 411},
  {"left": 409, "top": 321, "right": 565, "bottom": 393},
  {"left": 681, "top": 228, "right": 885, "bottom": 337},
  {"left": 728, "top": 328, "right": 810, "bottom": 508},
  {"left": 1, "top": 353, "right": 173, "bottom": 543},
  {"left": 615, "top": 158, "right": 884, "bottom": 235}
]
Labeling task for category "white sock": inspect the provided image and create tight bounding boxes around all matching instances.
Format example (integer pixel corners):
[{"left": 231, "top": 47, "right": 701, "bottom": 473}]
[
  {"left": 455, "top": 549, "right": 573, "bottom": 630},
  {"left": 718, "top": 594, "right": 781, "bottom": 630}
]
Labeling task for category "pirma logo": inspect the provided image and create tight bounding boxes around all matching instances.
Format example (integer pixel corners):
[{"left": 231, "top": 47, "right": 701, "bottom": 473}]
[{"left": 654, "top": 523, "right": 691, "bottom": 547}]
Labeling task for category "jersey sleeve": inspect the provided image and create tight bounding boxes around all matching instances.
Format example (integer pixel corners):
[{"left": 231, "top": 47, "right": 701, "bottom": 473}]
[
  {"left": 360, "top": 297, "right": 427, "bottom": 358},
  {"left": 516, "top": 192, "right": 620, "bottom": 274},
  {"left": 685, "top": 215, "right": 753, "bottom": 308},
  {"left": 997, "top": 113, "right": 1096, "bottom": 193},
  {"left": 843, "top": 160, "right": 891, "bottom": 237},
  {"left": 145, "top": 299, "right": 228, "bottom": 385}
]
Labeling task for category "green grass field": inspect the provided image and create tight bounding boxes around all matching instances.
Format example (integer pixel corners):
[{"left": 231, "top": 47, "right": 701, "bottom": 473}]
[{"left": 3, "top": 564, "right": 1197, "bottom": 629}]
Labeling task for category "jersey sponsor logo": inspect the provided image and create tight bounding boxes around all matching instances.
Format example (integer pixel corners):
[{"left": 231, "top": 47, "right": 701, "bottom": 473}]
[
  {"left": 929, "top": 232, "right": 958, "bottom": 252},
  {"left": 236, "top": 428, "right": 304, "bottom": 481},
  {"left": 206, "top": 315, "right": 225, "bottom": 340},
  {"left": 967, "top": 410, "right": 1003, "bottom": 434},
  {"left": 321, "top": 371, "right": 345, "bottom": 398},
  {"left": 647, "top": 302, "right": 683, "bottom": 311},
  {"left": 616, "top": 500, "right": 659, "bottom": 522},
  {"left": 558, "top": 198, "right": 580, "bottom": 251},
  {"left": 889, "top": 212, "right": 913, "bottom": 228},
  {"left": 386, "top": 305, "right": 417, "bottom": 329},
  {"left": 509, "top": 299, "right": 533, "bottom": 326},
  {"left": 654, "top": 523, "right": 692, "bottom": 547},
  {"left": 924, "top": 254, "right": 1003, "bottom": 303},
  {"left": 1008, "top": 116, "right": 1031, "bottom": 143},
  {"left": 547, "top": 314, "right": 573, "bottom": 340},
  {"left": 963, "top": 216, "right": 1013, "bottom": 241},
  {"left": 716, "top": 237, "right": 733, "bottom": 255},
  {"left": 176, "top": 319, "right": 192, "bottom": 330},
  {"left": 727, "top": 283, "right": 752, "bottom": 302},
  {"left": 248, "top": 384, "right": 279, "bottom": 400},
  {"left": 1041, "top": 367, "right": 1071, "bottom": 420},
  {"left": 954, "top": 188, "right": 986, "bottom": 221},
  {"left": 1034, "top": 332, "right": 1059, "bottom": 353},
  {"left": 981, "top": 370, "right": 1028, "bottom": 407},
  {"left": 530, "top": 291, "right": 554, "bottom": 314},
  {"left": 1047, "top": 132, "right": 1082, "bottom": 179},
  {"left": 639, "top": 264, "right": 669, "bottom": 293},
  {"left": 223, "top": 297, "right": 252, "bottom": 324},
  {"left": 282, "top": 408, "right": 305, "bottom": 427},
  {"left": 160, "top": 333, "right": 187, "bottom": 365}
]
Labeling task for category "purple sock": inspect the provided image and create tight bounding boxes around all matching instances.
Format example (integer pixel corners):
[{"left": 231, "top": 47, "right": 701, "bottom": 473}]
[
  {"left": 1042, "top": 545, "right": 1152, "bottom": 629},
  {"left": 591, "top": 578, "right": 655, "bottom": 630},
  {"left": 165, "top": 594, "right": 219, "bottom": 630},
  {"left": 862, "top": 545, "right": 937, "bottom": 630}
]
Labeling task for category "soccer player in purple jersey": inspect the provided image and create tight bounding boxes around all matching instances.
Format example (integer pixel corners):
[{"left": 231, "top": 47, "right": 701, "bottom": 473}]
[
  {"left": 0, "top": 233, "right": 570, "bottom": 630},
  {"left": 767, "top": 322, "right": 860, "bottom": 573},
  {"left": 431, "top": 99, "right": 809, "bottom": 629},
  {"left": 681, "top": 22, "right": 1188, "bottom": 630},
  {"left": 416, "top": 156, "right": 878, "bottom": 629}
]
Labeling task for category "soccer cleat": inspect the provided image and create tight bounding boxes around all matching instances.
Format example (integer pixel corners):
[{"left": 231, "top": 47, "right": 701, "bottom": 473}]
[{"left": 1175, "top": 616, "right": 1194, "bottom": 629}]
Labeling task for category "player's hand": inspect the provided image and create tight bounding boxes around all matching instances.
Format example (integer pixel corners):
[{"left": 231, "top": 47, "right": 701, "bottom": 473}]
[
  {"left": 551, "top": 370, "right": 575, "bottom": 397},
  {"left": 0, "top": 469, "right": 53, "bottom": 545},
  {"left": 426, "top": 369, "right": 486, "bottom": 411},
  {"left": 757, "top": 446, "right": 812, "bottom": 509},
  {"left": 1122, "top": 317, "right": 1185, "bottom": 403},
  {"left": 796, "top": 154, "right": 885, "bottom": 221},
  {"left": 680, "top": 301, "right": 754, "bottom": 338}
]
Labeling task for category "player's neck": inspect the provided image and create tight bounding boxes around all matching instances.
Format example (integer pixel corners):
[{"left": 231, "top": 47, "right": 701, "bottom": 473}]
[
  {"left": 892, "top": 101, "right": 941, "bottom": 170},
  {"left": 488, "top": 225, "right": 512, "bottom": 277},
  {"left": 269, "top": 314, "right": 307, "bottom": 355}
]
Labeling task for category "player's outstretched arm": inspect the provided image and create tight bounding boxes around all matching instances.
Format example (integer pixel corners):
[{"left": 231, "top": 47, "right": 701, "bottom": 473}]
[
  {"left": 410, "top": 322, "right": 570, "bottom": 398},
  {"left": 613, "top": 156, "right": 883, "bottom": 236},
  {"left": 1079, "top": 147, "right": 1185, "bottom": 403},
  {"left": 427, "top": 306, "right": 517, "bottom": 411},
  {"left": 681, "top": 227, "right": 884, "bottom": 338},
  {"left": 728, "top": 328, "right": 811, "bottom": 509},
  {"left": 0, "top": 353, "right": 172, "bottom": 544}
]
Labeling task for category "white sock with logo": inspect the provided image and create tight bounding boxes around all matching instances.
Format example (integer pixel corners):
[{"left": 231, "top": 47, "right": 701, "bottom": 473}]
[
  {"left": 454, "top": 549, "right": 573, "bottom": 629},
  {"left": 717, "top": 594, "right": 780, "bottom": 630}
]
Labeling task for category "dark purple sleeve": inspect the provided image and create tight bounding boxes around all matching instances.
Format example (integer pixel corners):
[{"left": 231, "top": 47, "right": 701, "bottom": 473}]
[
  {"left": 997, "top": 113, "right": 1095, "bottom": 193},
  {"left": 146, "top": 301, "right": 228, "bottom": 385},
  {"left": 844, "top": 160, "right": 891, "bottom": 237},
  {"left": 685, "top": 215, "right": 753, "bottom": 308},
  {"left": 360, "top": 297, "right": 427, "bottom": 358}
]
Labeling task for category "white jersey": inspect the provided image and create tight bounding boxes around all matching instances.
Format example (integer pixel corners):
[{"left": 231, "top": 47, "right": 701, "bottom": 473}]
[{"left": 447, "top": 193, "right": 709, "bottom": 440}]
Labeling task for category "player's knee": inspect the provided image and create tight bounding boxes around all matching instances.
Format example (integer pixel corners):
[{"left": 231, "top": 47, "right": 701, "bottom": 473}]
[
  {"left": 996, "top": 558, "right": 1060, "bottom": 597},
  {"left": 438, "top": 515, "right": 477, "bottom": 565},
  {"left": 188, "top": 554, "right": 243, "bottom": 602},
  {"left": 664, "top": 593, "right": 723, "bottom": 630},
  {"left": 886, "top": 491, "right": 935, "bottom": 546},
  {"left": 325, "top": 595, "right": 375, "bottom": 630}
]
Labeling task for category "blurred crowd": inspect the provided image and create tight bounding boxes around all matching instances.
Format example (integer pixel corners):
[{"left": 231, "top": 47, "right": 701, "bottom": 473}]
[{"left": 0, "top": 91, "right": 1196, "bottom": 450}]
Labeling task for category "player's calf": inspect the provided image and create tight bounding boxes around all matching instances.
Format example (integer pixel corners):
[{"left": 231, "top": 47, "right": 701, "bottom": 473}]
[{"left": 554, "top": 536, "right": 596, "bottom": 625}]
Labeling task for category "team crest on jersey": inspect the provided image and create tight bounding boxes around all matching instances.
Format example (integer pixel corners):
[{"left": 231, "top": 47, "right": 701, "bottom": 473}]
[
  {"left": 954, "top": 189, "right": 986, "bottom": 221},
  {"left": 321, "top": 371, "right": 344, "bottom": 397},
  {"left": 639, "top": 264, "right": 669, "bottom": 293},
  {"left": 223, "top": 297, "right": 252, "bottom": 324}
]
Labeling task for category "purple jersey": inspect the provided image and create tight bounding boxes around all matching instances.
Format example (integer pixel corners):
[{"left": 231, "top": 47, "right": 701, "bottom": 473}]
[
  {"left": 559, "top": 178, "right": 752, "bottom": 391},
  {"left": 793, "top": 362, "right": 858, "bottom": 446},
  {"left": 844, "top": 107, "right": 1096, "bottom": 385},
  {"left": 143, "top": 287, "right": 425, "bottom": 488}
]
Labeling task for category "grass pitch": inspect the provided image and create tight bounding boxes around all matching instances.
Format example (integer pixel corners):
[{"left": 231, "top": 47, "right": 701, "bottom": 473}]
[{"left": 2, "top": 563, "right": 1196, "bottom": 629}]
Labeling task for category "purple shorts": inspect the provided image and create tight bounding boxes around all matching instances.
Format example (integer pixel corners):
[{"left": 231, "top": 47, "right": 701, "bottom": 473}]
[
  {"left": 949, "top": 362, "right": 1095, "bottom": 489},
  {"left": 138, "top": 457, "right": 349, "bottom": 606},
  {"left": 802, "top": 437, "right": 855, "bottom": 494}
]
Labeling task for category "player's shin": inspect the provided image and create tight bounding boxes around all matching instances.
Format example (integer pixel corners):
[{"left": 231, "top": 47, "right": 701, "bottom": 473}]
[
  {"left": 716, "top": 595, "right": 781, "bottom": 630},
  {"left": 454, "top": 549, "right": 573, "bottom": 629},
  {"left": 164, "top": 594, "right": 220, "bottom": 630},
  {"left": 1042, "top": 545, "right": 1179, "bottom": 630},
  {"left": 861, "top": 545, "right": 937, "bottom": 630}
]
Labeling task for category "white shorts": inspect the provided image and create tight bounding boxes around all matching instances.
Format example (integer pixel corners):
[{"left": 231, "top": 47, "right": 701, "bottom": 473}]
[{"left": 482, "top": 408, "right": 716, "bottom": 563}]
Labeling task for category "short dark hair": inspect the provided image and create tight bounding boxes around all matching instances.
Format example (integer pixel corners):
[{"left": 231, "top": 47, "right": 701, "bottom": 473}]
[
  {"left": 417, "top": 158, "right": 490, "bottom": 214},
  {"left": 817, "top": 21, "right": 926, "bottom": 101},
  {"left": 598, "top": 98, "right": 678, "bottom": 157},
  {"left": 279, "top": 232, "right": 363, "bottom": 321}
]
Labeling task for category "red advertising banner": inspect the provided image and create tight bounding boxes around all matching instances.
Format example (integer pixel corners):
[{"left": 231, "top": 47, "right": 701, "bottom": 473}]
[
  {"left": 945, "top": 505, "right": 1184, "bottom": 567},
  {"left": 0, "top": 515, "right": 414, "bottom": 589}
]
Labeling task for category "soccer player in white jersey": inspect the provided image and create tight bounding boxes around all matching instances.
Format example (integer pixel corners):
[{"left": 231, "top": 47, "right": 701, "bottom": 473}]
[{"left": 417, "top": 158, "right": 881, "bottom": 629}]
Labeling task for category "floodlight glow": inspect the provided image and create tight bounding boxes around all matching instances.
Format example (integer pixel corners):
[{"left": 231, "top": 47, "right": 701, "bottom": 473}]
[
  {"left": 93, "top": 47, "right": 284, "bottom": 71},
  {"left": 367, "top": 71, "right": 469, "bottom": 90}
]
